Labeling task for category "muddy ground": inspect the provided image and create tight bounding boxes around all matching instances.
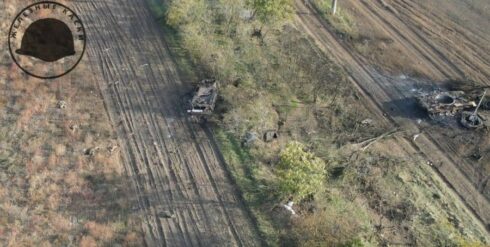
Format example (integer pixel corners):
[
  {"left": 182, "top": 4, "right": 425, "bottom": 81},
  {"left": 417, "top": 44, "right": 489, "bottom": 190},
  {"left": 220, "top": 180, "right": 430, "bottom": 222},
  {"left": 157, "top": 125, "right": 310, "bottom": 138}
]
[{"left": 297, "top": 0, "right": 490, "bottom": 231}]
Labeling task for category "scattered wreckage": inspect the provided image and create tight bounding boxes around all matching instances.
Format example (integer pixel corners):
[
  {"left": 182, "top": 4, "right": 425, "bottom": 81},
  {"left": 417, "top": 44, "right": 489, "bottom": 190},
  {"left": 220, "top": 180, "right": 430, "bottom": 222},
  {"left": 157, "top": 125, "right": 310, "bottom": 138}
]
[
  {"left": 417, "top": 89, "right": 487, "bottom": 129},
  {"left": 187, "top": 79, "right": 218, "bottom": 121}
]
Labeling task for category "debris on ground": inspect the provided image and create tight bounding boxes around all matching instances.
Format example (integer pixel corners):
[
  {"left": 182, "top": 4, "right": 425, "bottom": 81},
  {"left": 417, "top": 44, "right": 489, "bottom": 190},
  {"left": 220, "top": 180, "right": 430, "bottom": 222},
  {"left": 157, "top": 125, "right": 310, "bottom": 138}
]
[
  {"left": 413, "top": 133, "right": 420, "bottom": 141},
  {"left": 158, "top": 211, "right": 175, "bottom": 219},
  {"left": 108, "top": 145, "right": 119, "bottom": 154},
  {"left": 283, "top": 199, "right": 296, "bottom": 215},
  {"left": 361, "top": 118, "right": 374, "bottom": 125},
  {"left": 263, "top": 130, "right": 279, "bottom": 142},
  {"left": 242, "top": 132, "right": 259, "bottom": 147},
  {"left": 354, "top": 128, "right": 400, "bottom": 151},
  {"left": 459, "top": 89, "right": 487, "bottom": 129},
  {"left": 84, "top": 147, "right": 100, "bottom": 156},
  {"left": 460, "top": 112, "right": 484, "bottom": 129},
  {"left": 57, "top": 100, "right": 67, "bottom": 109},
  {"left": 69, "top": 124, "right": 79, "bottom": 133}
]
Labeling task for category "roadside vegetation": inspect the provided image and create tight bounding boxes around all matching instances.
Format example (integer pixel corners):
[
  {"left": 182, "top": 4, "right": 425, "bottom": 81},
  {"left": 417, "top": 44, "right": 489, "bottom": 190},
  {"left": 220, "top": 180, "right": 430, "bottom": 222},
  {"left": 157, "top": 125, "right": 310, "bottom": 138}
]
[{"left": 152, "top": 0, "right": 489, "bottom": 246}]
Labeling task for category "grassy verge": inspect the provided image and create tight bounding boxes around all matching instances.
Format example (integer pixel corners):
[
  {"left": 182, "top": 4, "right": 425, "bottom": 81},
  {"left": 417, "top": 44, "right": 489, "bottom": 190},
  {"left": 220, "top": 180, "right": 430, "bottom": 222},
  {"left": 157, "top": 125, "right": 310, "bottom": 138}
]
[{"left": 213, "top": 129, "right": 279, "bottom": 245}]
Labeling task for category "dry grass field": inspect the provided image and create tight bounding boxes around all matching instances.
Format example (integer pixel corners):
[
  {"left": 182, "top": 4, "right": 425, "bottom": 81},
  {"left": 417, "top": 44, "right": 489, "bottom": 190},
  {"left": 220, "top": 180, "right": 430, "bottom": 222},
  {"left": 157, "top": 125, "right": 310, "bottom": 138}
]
[{"left": 0, "top": 1, "right": 143, "bottom": 246}]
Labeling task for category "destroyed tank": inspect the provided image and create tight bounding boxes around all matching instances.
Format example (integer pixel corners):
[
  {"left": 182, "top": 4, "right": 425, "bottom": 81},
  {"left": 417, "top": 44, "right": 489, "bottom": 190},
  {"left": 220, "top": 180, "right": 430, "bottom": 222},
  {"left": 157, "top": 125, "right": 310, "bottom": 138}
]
[
  {"left": 417, "top": 88, "right": 488, "bottom": 129},
  {"left": 416, "top": 90, "right": 478, "bottom": 117},
  {"left": 187, "top": 79, "right": 218, "bottom": 119}
]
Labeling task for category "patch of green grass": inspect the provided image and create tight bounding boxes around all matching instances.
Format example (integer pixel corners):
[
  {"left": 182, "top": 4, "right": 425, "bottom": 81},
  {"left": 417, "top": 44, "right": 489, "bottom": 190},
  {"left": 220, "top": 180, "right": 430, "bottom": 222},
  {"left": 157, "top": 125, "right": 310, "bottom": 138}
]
[{"left": 214, "top": 128, "right": 279, "bottom": 245}]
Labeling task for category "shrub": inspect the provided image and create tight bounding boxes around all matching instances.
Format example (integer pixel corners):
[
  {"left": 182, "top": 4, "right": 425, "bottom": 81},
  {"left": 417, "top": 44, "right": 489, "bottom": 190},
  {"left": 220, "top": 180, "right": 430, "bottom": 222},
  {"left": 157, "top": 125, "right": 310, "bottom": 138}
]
[{"left": 276, "top": 141, "right": 326, "bottom": 200}]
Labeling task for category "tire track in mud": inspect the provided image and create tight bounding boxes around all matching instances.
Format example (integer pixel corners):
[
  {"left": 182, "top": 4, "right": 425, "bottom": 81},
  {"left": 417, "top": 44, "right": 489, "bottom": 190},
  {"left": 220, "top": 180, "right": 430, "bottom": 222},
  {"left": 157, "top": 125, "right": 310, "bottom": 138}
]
[
  {"left": 294, "top": 0, "right": 490, "bottom": 232},
  {"left": 74, "top": 1, "right": 261, "bottom": 246}
]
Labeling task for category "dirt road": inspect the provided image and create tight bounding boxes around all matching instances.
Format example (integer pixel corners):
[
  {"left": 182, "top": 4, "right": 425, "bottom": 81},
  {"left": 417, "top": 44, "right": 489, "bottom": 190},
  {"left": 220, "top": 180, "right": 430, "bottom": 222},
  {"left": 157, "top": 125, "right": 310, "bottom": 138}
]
[
  {"left": 294, "top": 0, "right": 490, "bottom": 231},
  {"left": 73, "top": 1, "right": 261, "bottom": 246}
]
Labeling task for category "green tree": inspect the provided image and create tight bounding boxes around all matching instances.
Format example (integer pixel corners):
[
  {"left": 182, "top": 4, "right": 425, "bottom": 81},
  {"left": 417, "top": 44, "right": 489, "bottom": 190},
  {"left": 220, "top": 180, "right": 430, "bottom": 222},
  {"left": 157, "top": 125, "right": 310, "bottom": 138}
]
[
  {"left": 276, "top": 141, "right": 326, "bottom": 200},
  {"left": 247, "top": 0, "right": 294, "bottom": 23}
]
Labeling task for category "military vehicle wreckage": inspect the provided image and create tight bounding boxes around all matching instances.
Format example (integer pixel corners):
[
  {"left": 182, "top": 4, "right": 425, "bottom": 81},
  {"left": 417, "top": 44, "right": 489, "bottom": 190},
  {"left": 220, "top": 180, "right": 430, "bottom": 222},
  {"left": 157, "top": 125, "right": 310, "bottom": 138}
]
[
  {"left": 187, "top": 79, "right": 218, "bottom": 120},
  {"left": 416, "top": 89, "right": 487, "bottom": 129}
]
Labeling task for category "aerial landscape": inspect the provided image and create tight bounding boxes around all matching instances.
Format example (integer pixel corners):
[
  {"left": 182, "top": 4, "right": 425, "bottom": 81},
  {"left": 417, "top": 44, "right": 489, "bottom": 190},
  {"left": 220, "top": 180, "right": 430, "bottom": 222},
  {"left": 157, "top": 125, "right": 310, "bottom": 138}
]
[{"left": 0, "top": 0, "right": 489, "bottom": 246}]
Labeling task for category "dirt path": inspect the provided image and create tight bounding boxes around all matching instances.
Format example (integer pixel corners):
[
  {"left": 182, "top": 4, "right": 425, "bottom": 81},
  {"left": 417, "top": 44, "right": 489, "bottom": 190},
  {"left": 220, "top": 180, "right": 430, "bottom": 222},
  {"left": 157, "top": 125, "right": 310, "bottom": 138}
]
[
  {"left": 294, "top": 0, "right": 490, "bottom": 231},
  {"left": 73, "top": 1, "right": 261, "bottom": 246}
]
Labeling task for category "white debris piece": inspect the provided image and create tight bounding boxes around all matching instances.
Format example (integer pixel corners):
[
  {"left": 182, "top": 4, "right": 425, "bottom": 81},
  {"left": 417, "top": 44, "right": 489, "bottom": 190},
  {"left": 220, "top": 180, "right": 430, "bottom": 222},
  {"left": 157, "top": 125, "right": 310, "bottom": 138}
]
[
  {"left": 57, "top": 100, "right": 67, "bottom": 109},
  {"left": 283, "top": 200, "right": 296, "bottom": 215},
  {"left": 413, "top": 133, "right": 420, "bottom": 141},
  {"left": 361, "top": 118, "right": 374, "bottom": 125}
]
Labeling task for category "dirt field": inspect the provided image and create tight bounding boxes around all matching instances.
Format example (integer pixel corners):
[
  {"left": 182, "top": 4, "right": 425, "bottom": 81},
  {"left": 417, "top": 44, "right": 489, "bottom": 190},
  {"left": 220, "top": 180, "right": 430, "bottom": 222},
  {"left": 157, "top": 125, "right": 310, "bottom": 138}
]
[
  {"left": 72, "top": 1, "right": 262, "bottom": 246},
  {"left": 296, "top": 0, "right": 490, "bottom": 232},
  {"left": 0, "top": 1, "right": 144, "bottom": 246}
]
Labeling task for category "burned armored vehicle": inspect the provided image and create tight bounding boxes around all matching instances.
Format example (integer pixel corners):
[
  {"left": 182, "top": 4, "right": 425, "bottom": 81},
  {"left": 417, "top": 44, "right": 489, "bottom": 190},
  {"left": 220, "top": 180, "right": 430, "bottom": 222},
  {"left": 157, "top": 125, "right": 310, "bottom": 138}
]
[
  {"left": 416, "top": 89, "right": 487, "bottom": 129},
  {"left": 417, "top": 90, "right": 477, "bottom": 117},
  {"left": 187, "top": 79, "right": 218, "bottom": 120}
]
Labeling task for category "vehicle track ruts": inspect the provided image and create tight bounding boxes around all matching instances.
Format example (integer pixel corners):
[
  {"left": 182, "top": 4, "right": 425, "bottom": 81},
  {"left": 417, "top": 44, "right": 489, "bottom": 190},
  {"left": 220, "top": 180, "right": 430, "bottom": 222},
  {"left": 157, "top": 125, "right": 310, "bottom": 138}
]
[
  {"left": 356, "top": 1, "right": 462, "bottom": 80},
  {"left": 294, "top": 0, "right": 490, "bottom": 232},
  {"left": 73, "top": 1, "right": 262, "bottom": 246},
  {"left": 364, "top": 1, "right": 487, "bottom": 81},
  {"left": 369, "top": 0, "right": 490, "bottom": 84},
  {"left": 395, "top": 0, "right": 490, "bottom": 56},
  {"left": 399, "top": 0, "right": 490, "bottom": 84}
]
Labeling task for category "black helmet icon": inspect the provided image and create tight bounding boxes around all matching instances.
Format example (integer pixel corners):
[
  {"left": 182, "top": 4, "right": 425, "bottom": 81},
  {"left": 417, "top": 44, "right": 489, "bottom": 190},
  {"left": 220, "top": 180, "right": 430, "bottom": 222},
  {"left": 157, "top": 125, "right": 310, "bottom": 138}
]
[{"left": 16, "top": 18, "right": 75, "bottom": 62}]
